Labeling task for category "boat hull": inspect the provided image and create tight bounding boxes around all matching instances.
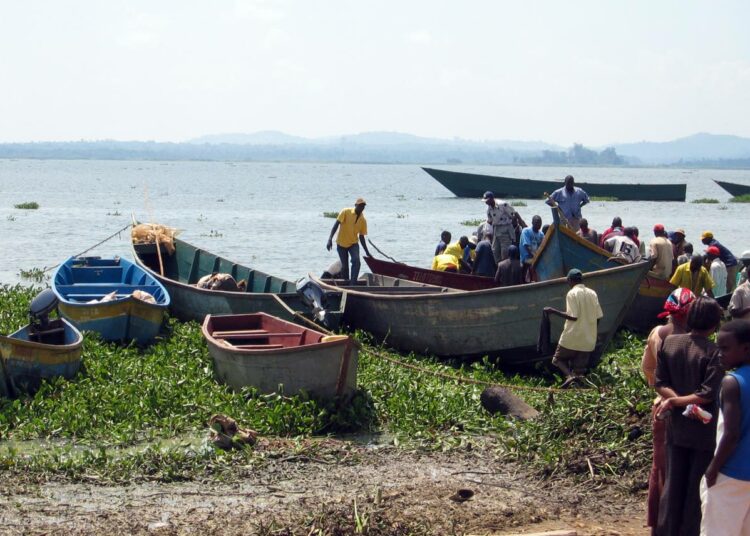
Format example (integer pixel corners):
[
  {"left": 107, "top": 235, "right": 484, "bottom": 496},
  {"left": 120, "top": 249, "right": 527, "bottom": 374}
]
[
  {"left": 53, "top": 256, "right": 170, "bottom": 344},
  {"left": 203, "top": 313, "right": 357, "bottom": 398},
  {"left": 364, "top": 256, "right": 496, "bottom": 291},
  {"left": 131, "top": 237, "right": 304, "bottom": 323},
  {"left": 424, "top": 167, "right": 687, "bottom": 201},
  {"left": 715, "top": 180, "right": 750, "bottom": 197},
  {"left": 313, "top": 261, "right": 649, "bottom": 364},
  {"left": 0, "top": 318, "right": 83, "bottom": 396}
]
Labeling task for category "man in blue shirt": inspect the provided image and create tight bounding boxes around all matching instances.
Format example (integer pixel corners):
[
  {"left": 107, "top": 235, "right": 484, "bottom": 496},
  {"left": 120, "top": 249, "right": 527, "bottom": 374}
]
[
  {"left": 701, "top": 231, "right": 739, "bottom": 292},
  {"left": 546, "top": 175, "right": 590, "bottom": 232},
  {"left": 471, "top": 229, "right": 497, "bottom": 277},
  {"left": 435, "top": 230, "right": 451, "bottom": 256},
  {"left": 519, "top": 215, "right": 544, "bottom": 282}
]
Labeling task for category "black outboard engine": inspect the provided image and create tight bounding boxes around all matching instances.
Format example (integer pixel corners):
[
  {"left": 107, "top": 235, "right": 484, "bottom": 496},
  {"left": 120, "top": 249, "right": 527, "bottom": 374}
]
[
  {"left": 295, "top": 276, "right": 344, "bottom": 331},
  {"left": 28, "top": 289, "right": 65, "bottom": 344}
]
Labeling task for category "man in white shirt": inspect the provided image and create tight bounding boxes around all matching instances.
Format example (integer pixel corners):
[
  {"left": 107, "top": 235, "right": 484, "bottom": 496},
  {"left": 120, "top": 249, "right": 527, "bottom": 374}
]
[
  {"left": 544, "top": 269, "right": 604, "bottom": 386},
  {"left": 705, "top": 245, "right": 727, "bottom": 296},
  {"left": 604, "top": 227, "right": 642, "bottom": 264}
]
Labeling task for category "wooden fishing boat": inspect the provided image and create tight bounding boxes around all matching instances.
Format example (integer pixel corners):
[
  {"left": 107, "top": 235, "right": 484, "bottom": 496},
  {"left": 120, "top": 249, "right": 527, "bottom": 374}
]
[
  {"left": 714, "top": 180, "right": 750, "bottom": 197},
  {"left": 131, "top": 233, "right": 332, "bottom": 325},
  {"left": 310, "top": 258, "right": 649, "bottom": 364},
  {"left": 202, "top": 313, "right": 357, "bottom": 398},
  {"left": 0, "top": 289, "right": 83, "bottom": 396},
  {"left": 423, "top": 167, "right": 687, "bottom": 202},
  {"left": 53, "top": 256, "right": 170, "bottom": 344},
  {"left": 364, "top": 211, "right": 673, "bottom": 332}
]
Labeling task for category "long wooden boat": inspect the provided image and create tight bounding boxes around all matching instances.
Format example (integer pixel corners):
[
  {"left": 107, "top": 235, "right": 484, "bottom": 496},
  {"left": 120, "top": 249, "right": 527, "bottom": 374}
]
[
  {"left": 0, "top": 317, "right": 83, "bottom": 397},
  {"left": 424, "top": 167, "right": 687, "bottom": 201},
  {"left": 53, "top": 256, "right": 170, "bottom": 344},
  {"left": 202, "top": 313, "right": 357, "bottom": 399},
  {"left": 310, "top": 258, "right": 649, "bottom": 364},
  {"left": 714, "top": 180, "right": 750, "bottom": 197},
  {"left": 131, "top": 234, "right": 318, "bottom": 324},
  {"left": 364, "top": 211, "right": 673, "bottom": 332}
]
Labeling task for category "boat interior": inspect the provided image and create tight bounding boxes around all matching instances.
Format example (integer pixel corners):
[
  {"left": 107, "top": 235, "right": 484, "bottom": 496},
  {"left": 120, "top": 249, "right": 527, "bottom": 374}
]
[
  {"left": 135, "top": 239, "right": 297, "bottom": 294},
  {"left": 206, "top": 313, "right": 328, "bottom": 350},
  {"left": 54, "top": 257, "right": 168, "bottom": 304},
  {"left": 322, "top": 273, "right": 458, "bottom": 293}
]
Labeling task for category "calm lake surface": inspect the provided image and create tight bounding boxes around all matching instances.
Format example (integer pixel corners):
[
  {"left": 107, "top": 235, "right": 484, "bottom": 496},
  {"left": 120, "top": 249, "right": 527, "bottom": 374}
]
[{"left": 1, "top": 159, "right": 748, "bottom": 285}]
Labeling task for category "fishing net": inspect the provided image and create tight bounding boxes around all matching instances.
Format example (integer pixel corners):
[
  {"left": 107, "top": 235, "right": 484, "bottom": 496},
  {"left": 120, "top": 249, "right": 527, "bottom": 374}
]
[{"left": 131, "top": 223, "right": 178, "bottom": 255}]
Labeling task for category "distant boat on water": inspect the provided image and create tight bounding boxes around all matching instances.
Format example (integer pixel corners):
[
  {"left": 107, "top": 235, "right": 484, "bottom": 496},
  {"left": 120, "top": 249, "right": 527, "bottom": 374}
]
[
  {"left": 423, "top": 167, "right": 687, "bottom": 201},
  {"left": 714, "top": 180, "right": 750, "bottom": 197}
]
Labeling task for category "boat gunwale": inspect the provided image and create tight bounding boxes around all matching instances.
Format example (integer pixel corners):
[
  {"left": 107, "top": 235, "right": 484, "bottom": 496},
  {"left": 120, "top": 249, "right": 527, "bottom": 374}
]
[{"left": 0, "top": 318, "right": 84, "bottom": 352}]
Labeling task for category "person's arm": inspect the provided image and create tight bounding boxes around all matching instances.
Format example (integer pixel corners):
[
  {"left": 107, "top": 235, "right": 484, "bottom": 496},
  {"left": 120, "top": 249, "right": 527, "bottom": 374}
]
[
  {"left": 705, "top": 376, "right": 741, "bottom": 487},
  {"left": 513, "top": 210, "right": 527, "bottom": 229},
  {"left": 704, "top": 268, "right": 715, "bottom": 298},
  {"left": 544, "top": 291, "right": 577, "bottom": 321},
  {"left": 543, "top": 307, "right": 576, "bottom": 321},
  {"left": 579, "top": 190, "right": 590, "bottom": 208},
  {"left": 359, "top": 234, "right": 372, "bottom": 257},
  {"left": 326, "top": 221, "right": 340, "bottom": 251},
  {"left": 494, "top": 262, "right": 503, "bottom": 285}
]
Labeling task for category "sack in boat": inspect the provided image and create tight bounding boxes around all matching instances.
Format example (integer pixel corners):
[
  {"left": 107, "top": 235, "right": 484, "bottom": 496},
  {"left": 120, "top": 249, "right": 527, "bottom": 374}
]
[
  {"left": 195, "top": 273, "right": 246, "bottom": 292},
  {"left": 208, "top": 414, "right": 258, "bottom": 450},
  {"left": 131, "top": 289, "right": 156, "bottom": 304},
  {"left": 87, "top": 290, "right": 118, "bottom": 304},
  {"left": 131, "top": 223, "right": 178, "bottom": 255}
]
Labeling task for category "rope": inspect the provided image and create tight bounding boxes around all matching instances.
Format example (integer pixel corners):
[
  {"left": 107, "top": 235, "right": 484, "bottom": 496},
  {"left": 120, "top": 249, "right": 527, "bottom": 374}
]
[
  {"left": 367, "top": 239, "right": 401, "bottom": 264},
  {"left": 42, "top": 222, "right": 133, "bottom": 273}
]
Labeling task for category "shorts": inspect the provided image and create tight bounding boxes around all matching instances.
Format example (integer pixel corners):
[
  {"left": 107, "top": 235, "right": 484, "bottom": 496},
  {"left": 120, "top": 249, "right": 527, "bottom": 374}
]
[{"left": 552, "top": 345, "right": 590, "bottom": 372}]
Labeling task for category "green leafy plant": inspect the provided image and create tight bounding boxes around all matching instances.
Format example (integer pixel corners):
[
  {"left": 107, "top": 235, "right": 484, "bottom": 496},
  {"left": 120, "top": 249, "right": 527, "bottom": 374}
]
[
  {"left": 729, "top": 194, "right": 750, "bottom": 203},
  {"left": 510, "top": 201, "right": 527, "bottom": 207},
  {"left": 322, "top": 211, "right": 338, "bottom": 219},
  {"left": 14, "top": 202, "right": 39, "bottom": 210},
  {"left": 460, "top": 219, "right": 484, "bottom": 227},
  {"left": 590, "top": 196, "right": 619, "bottom": 202},
  {"left": 691, "top": 198, "right": 720, "bottom": 204}
]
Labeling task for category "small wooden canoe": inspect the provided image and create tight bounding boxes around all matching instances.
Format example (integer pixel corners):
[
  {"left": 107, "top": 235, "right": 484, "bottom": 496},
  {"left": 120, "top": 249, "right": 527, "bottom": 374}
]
[
  {"left": 714, "top": 180, "right": 750, "bottom": 197},
  {"left": 53, "top": 256, "right": 170, "bottom": 344},
  {"left": 424, "top": 167, "right": 687, "bottom": 201},
  {"left": 0, "top": 317, "right": 83, "bottom": 396},
  {"left": 202, "top": 313, "right": 357, "bottom": 398}
]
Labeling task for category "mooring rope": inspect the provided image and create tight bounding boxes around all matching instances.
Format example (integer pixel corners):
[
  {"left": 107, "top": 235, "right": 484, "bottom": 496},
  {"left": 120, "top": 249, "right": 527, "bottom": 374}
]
[
  {"left": 41, "top": 222, "right": 133, "bottom": 273},
  {"left": 367, "top": 239, "right": 402, "bottom": 264}
]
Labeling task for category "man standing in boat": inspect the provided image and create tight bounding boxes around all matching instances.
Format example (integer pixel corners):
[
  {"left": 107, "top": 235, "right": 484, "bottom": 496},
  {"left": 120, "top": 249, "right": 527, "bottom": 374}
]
[
  {"left": 483, "top": 191, "right": 523, "bottom": 263},
  {"left": 544, "top": 268, "right": 603, "bottom": 387},
  {"left": 326, "top": 198, "right": 372, "bottom": 285},
  {"left": 546, "top": 175, "right": 590, "bottom": 232}
]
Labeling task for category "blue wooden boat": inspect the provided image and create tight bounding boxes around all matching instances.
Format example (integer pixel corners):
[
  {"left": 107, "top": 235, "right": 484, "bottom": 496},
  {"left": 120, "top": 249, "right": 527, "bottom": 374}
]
[
  {"left": 0, "top": 289, "right": 84, "bottom": 397},
  {"left": 53, "top": 256, "right": 170, "bottom": 344}
]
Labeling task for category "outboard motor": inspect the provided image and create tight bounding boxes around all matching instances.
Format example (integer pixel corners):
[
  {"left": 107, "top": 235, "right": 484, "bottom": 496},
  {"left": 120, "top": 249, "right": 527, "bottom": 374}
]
[
  {"left": 295, "top": 276, "right": 344, "bottom": 331},
  {"left": 28, "top": 289, "right": 65, "bottom": 344}
]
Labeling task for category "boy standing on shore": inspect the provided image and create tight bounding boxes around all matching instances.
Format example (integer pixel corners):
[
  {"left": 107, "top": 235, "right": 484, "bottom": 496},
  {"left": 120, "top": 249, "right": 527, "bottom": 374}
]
[{"left": 701, "top": 320, "right": 750, "bottom": 535}]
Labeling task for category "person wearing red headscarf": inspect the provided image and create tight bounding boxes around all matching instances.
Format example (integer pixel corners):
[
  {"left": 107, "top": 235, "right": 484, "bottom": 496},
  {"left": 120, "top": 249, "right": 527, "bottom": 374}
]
[{"left": 642, "top": 287, "right": 696, "bottom": 534}]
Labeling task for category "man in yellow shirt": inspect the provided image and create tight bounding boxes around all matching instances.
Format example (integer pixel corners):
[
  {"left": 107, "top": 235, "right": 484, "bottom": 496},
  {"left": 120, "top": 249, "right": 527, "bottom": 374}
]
[
  {"left": 544, "top": 268, "right": 603, "bottom": 386},
  {"left": 326, "top": 198, "right": 372, "bottom": 285},
  {"left": 431, "top": 253, "right": 459, "bottom": 272},
  {"left": 443, "top": 236, "right": 472, "bottom": 272},
  {"left": 670, "top": 255, "right": 715, "bottom": 298}
]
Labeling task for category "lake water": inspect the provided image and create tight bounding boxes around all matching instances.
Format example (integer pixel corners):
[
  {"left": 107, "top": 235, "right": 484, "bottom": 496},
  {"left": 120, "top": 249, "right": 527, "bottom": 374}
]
[{"left": 1, "top": 159, "right": 749, "bottom": 286}]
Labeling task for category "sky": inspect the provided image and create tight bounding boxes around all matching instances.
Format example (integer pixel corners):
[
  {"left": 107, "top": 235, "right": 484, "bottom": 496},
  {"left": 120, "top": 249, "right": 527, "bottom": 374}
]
[{"left": 1, "top": 0, "right": 749, "bottom": 146}]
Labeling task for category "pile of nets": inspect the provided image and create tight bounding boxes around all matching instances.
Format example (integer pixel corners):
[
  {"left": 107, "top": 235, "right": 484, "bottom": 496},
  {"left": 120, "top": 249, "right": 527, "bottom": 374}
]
[{"left": 131, "top": 223, "right": 178, "bottom": 255}]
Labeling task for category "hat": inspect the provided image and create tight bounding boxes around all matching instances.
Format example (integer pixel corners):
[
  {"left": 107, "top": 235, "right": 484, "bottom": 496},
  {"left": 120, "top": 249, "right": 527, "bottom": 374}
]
[
  {"left": 701, "top": 231, "right": 713, "bottom": 240},
  {"left": 567, "top": 268, "right": 583, "bottom": 280},
  {"left": 355, "top": 197, "right": 366, "bottom": 206},
  {"left": 657, "top": 287, "right": 696, "bottom": 319},
  {"left": 468, "top": 235, "right": 478, "bottom": 245},
  {"left": 741, "top": 250, "right": 750, "bottom": 261},
  {"left": 653, "top": 223, "right": 665, "bottom": 233},
  {"left": 705, "top": 246, "right": 720, "bottom": 257},
  {"left": 482, "top": 191, "right": 494, "bottom": 200},
  {"left": 673, "top": 228, "right": 686, "bottom": 236}
]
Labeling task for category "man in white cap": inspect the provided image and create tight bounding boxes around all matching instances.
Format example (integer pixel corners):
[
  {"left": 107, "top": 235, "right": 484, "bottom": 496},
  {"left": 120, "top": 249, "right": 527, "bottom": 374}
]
[{"left": 326, "top": 198, "right": 372, "bottom": 285}]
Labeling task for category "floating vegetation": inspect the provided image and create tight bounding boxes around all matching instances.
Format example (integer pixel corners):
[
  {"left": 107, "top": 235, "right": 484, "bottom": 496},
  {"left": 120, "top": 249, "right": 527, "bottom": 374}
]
[
  {"left": 200, "top": 229, "right": 223, "bottom": 238},
  {"left": 510, "top": 201, "right": 527, "bottom": 207},
  {"left": 322, "top": 211, "right": 339, "bottom": 219},
  {"left": 718, "top": 205, "right": 729, "bottom": 211},
  {"left": 18, "top": 267, "right": 49, "bottom": 283},
  {"left": 590, "top": 196, "right": 619, "bottom": 202},
  {"left": 197, "top": 214, "right": 206, "bottom": 222},
  {"left": 394, "top": 194, "right": 406, "bottom": 201},
  {"left": 107, "top": 211, "right": 122, "bottom": 216},
  {"left": 216, "top": 199, "right": 225, "bottom": 203},
  {"left": 395, "top": 213, "right": 408, "bottom": 219},
  {"left": 691, "top": 198, "right": 720, "bottom": 204},
  {"left": 7, "top": 214, "right": 16, "bottom": 221},
  {"left": 460, "top": 218, "right": 484, "bottom": 227},
  {"left": 729, "top": 194, "right": 750, "bottom": 203},
  {"left": 14, "top": 202, "right": 39, "bottom": 210}
]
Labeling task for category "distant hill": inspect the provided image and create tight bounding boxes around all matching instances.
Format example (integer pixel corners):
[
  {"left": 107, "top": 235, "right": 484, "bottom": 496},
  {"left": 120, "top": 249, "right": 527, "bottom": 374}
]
[
  {"left": 611, "top": 133, "right": 750, "bottom": 164},
  {"left": 189, "top": 130, "right": 310, "bottom": 145}
]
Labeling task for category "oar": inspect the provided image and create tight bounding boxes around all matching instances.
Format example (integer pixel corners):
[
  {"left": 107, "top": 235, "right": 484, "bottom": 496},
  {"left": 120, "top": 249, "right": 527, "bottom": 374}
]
[{"left": 367, "top": 239, "right": 402, "bottom": 264}]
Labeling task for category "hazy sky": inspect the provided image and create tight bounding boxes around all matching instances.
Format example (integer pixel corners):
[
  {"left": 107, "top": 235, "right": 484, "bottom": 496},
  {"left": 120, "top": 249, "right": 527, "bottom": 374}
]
[{"left": 2, "top": 1, "right": 748, "bottom": 145}]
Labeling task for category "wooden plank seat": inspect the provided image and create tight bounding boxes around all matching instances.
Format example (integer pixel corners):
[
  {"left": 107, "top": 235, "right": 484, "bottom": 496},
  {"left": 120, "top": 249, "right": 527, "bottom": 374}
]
[
  {"left": 216, "top": 332, "right": 303, "bottom": 340},
  {"left": 212, "top": 329, "right": 268, "bottom": 337},
  {"left": 65, "top": 293, "right": 130, "bottom": 300},
  {"left": 232, "top": 343, "right": 285, "bottom": 349}
]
